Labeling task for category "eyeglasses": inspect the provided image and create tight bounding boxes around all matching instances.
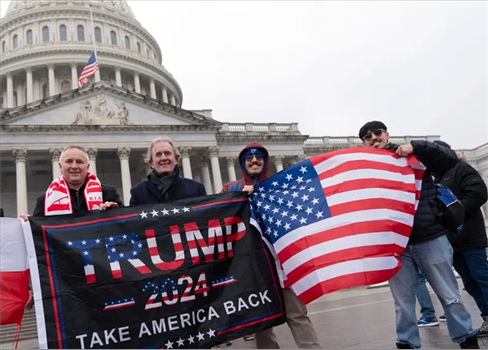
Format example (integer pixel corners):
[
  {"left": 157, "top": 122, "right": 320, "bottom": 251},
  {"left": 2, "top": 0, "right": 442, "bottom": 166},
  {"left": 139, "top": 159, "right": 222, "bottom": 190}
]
[
  {"left": 362, "top": 129, "right": 385, "bottom": 141},
  {"left": 244, "top": 154, "right": 264, "bottom": 162}
]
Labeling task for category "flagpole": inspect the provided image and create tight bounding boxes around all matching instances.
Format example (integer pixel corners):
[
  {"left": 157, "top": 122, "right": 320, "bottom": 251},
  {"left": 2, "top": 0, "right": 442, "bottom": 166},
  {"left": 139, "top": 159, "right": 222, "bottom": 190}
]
[
  {"left": 89, "top": 4, "right": 99, "bottom": 82},
  {"left": 89, "top": 4, "right": 97, "bottom": 58}
]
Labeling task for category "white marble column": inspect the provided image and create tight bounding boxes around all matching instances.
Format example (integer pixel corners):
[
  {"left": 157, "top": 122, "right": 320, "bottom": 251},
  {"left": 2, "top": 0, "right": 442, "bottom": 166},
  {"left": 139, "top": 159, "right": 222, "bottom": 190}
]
[
  {"left": 134, "top": 72, "right": 141, "bottom": 94},
  {"left": 13, "top": 149, "right": 28, "bottom": 216},
  {"left": 208, "top": 146, "right": 223, "bottom": 193},
  {"left": 161, "top": 85, "right": 168, "bottom": 103},
  {"left": 201, "top": 157, "right": 213, "bottom": 194},
  {"left": 170, "top": 92, "right": 176, "bottom": 106},
  {"left": 178, "top": 146, "right": 193, "bottom": 179},
  {"left": 16, "top": 84, "right": 23, "bottom": 106},
  {"left": 48, "top": 64, "right": 55, "bottom": 96},
  {"left": 70, "top": 62, "right": 78, "bottom": 89},
  {"left": 149, "top": 78, "right": 156, "bottom": 99},
  {"left": 297, "top": 154, "right": 308, "bottom": 164},
  {"left": 49, "top": 148, "right": 62, "bottom": 179},
  {"left": 95, "top": 69, "right": 101, "bottom": 83},
  {"left": 6, "top": 73, "right": 13, "bottom": 108},
  {"left": 25, "top": 67, "right": 34, "bottom": 103},
  {"left": 115, "top": 66, "right": 122, "bottom": 87},
  {"left": 86, "top": 148, "right": 98, "bottom": 176},
  {"left": 117, "top": 147, "right": 132, "bottom": 206},
  {"left": 226, "top": 156, "right": 237, "bottom": 182},
  {"left": 274, "top": 155, "right": 284, "bottom": 173}
]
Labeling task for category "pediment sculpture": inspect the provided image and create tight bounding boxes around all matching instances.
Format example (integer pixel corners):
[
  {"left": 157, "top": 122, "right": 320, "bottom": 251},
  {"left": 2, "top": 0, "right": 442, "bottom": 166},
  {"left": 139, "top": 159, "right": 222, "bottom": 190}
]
[{"left": 72, "top": 94, "right": 132, "bottom": 126}]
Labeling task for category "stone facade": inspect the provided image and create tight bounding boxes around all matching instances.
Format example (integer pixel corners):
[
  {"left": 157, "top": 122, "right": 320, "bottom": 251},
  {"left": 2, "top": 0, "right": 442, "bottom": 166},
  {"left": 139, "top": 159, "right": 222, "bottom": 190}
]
[{"left": 1, "top": 0, "right": 487, "bottom": 221}]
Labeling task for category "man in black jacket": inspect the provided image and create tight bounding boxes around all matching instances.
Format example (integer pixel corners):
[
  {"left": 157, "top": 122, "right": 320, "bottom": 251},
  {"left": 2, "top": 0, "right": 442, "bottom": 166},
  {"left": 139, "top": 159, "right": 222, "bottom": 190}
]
[
  {"left": 19, "top": 146, "right": 121, "bottom": 219},
  {"left": 359, "top": 121, "right": 479, "bottom": 349},
  {"left": 129, "top": 136, "right": 206, "bottom": 206},
  {"left": 29, "top": 145, "right": 122, "bottom": 217},
  {"left": 433, "top": 140, "right": 488, "bottom": 338}
]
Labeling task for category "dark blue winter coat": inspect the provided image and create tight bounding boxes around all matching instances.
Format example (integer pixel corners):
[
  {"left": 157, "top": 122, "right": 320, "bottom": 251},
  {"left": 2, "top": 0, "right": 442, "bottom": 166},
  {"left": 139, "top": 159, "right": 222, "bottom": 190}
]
[{"left": 129, "top": 176, "right": 206, "bottom": 207}]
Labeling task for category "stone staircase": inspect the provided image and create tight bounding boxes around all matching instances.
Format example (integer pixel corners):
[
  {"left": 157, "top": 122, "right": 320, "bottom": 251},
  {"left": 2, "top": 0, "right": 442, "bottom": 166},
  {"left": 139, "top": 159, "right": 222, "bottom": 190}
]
[{"left": 0, "top": 309, "right": 38, "bottom": 345}]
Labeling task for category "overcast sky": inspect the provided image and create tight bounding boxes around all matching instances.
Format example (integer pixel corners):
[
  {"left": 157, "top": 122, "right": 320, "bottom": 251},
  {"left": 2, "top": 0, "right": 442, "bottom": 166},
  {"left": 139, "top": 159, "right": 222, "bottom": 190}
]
[{"left": 1, "top": 1, "right": 487, "bottom": 149}]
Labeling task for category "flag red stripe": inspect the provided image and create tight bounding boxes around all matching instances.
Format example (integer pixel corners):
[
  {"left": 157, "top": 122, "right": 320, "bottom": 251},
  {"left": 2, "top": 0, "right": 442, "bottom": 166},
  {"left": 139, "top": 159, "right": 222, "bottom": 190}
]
[
  {"left": 277, "top": 219, "right": 412, "bottom": 264},
  {"left": 323, "top": 178, "right": 416, "bottom": 197},
  {"left": 297, "top": 268, "right": 400, "bottom": 304},
  {"left": 328, "top": 198, "right": 416, "bottom": 217},
  {"left": 286, "top": 245, "right": 405, "bottom": 285},
  {"left": 309, "top": 147, "right": 406, "bottom": 164},
  {"left": 318, "top": 159, "right": 417, "bottom": 180},
  {"left": 0, "top": 270, "right": 29, "bottom": 325}
]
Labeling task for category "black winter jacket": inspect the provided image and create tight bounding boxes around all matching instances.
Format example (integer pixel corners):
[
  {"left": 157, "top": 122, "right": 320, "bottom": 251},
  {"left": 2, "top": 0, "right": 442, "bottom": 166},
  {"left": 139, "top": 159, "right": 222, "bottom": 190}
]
[
  {"left": 387, "top": 140, "right": 459, "bottom": 243},
  {"left": 33, "top": 183, "right": 122, "bottom": 217},
  {"left": 436, "top": 161, "right": 488, "bottom": 251},
  {"left": 129, "top": 175, "right": 206, "bottom": 206}
]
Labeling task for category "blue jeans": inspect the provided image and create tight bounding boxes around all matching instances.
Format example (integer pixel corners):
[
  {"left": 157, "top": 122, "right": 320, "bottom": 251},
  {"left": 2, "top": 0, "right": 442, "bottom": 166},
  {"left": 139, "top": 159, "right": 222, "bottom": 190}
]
[
  {"left": 416, "top": 270, "right": 436, "bottom": 319},
  {"left": 388, "top": 235, "right": 477, "bottom": 348},
  {"left": 453, "top": 248, "right": 488, "bottom": 317}
]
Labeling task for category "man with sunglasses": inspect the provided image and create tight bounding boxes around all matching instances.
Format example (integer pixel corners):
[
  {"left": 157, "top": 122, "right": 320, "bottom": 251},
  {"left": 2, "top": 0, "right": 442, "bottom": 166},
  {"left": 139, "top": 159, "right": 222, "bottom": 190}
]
[
  {"left": 359, "top": 121, "right": 479, "bottom": 349},
  {"left": 220, "top": 142, "right": 322, "bottom": 349}
]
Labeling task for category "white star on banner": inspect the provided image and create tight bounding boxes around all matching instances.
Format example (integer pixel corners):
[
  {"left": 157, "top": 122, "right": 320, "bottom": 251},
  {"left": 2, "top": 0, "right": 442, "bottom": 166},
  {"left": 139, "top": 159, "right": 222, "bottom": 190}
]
[
  {"left": 172, "top": 208, "right": 179, "bottom": 214},
  {"left": 176, "top": 338, "right": 185, "bottom": 347},
  {"left": 161, "top": 208, "right": 169, "bottom": 215},
  {"left": 140, "top": 211, "right": 148, "bottom": 219},
  {"left": 182, "top": 207, "right": 190, "bottom": 212},
  {"left": 207, "top": 329, "right": 216, "bottom": 338},
  {"left": 151, "top": 210, "right": 159, "bottom": 217},
  {"left": 196, "top": 332, "right": 205, "bottom": 341},
  {"left": 187, "top": 335, "right": 195, "bottom": 344},
  {"left": 165, "top": 340, "right": 174, "bottom": 349}
]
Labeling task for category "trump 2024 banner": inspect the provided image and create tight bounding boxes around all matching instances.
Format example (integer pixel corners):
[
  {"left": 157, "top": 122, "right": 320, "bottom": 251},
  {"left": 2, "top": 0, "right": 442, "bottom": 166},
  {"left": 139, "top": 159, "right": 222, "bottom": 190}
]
[{"left": 25, "top": 192, "right": 285, "bottom": 349}]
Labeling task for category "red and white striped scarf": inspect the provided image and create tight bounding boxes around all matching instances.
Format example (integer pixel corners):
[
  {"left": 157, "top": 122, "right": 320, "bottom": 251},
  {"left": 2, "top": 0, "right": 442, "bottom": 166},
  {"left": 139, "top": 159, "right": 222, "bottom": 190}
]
[{"left": 44, "top": 173, "right": 103, "bottom": 216}]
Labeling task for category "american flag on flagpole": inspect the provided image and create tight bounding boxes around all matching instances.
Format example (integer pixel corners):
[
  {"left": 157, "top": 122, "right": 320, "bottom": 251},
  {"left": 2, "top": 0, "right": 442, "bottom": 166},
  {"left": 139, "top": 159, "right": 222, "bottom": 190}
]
[
  {"left": 250, "top": 147, "right": 425, "bottom": 304},
  {"left": 78, "top": 52, "right": 98, "bottom": 88}
]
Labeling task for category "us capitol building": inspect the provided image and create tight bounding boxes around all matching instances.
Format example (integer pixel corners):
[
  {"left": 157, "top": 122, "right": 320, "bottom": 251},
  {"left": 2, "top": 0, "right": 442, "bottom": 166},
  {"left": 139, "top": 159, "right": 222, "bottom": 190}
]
[{"left": 1, "top": 0, "right": 487, "bottom": 219}]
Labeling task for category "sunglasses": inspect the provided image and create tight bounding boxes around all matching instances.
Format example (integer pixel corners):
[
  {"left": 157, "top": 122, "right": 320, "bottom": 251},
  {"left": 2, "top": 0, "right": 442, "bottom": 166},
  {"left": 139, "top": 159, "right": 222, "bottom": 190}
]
[
  {"left": 244, "top": 154, "right": 264, "bottom": 162},
  {"left": 362, "top": 129, "right": 385, "bottom": 141}
]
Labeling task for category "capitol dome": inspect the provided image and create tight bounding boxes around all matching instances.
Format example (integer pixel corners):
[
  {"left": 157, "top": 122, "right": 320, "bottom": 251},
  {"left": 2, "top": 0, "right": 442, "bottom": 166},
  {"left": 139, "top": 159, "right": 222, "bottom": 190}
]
[{"left": 0, "top": 0, "right": 182, "bottom": 108}]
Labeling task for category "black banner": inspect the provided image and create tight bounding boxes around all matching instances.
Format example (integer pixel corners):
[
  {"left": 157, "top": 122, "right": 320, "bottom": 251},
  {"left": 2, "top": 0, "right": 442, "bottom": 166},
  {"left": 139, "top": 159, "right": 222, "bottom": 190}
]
[{"left": 28, "top": 192, "right": 286, "bottom": 349}]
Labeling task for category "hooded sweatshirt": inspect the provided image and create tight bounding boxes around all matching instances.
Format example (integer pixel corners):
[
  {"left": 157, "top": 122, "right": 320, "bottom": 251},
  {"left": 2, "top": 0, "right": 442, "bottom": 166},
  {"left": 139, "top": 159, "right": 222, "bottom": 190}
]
[{"left": 220, "top": 141, "right": 270, "bottom": 193}]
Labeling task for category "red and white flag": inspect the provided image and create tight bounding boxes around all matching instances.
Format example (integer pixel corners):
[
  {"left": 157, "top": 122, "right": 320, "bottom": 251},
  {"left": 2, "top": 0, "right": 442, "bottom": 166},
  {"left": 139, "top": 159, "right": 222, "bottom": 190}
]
[
  {"left": 0, "top": 218, "right": 29, "bottom": 325},
  {"left": 250, "top": 147, "right": 425, "bottom": 304}
]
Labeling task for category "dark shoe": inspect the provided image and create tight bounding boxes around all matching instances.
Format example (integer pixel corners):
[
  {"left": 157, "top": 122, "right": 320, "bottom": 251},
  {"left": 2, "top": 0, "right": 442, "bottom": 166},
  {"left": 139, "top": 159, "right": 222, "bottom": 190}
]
[
  {"left": 417, "top": 316, "right": 439, "bottom": 327},
  {"left": 396, "top": 343, "right": 415, "bottom": 349},
  {"left": 459, "top": 335, "right": 479, "bottom": 349},
  {"left": 478, "top": 316, "right": 488, "bottom": 338}
]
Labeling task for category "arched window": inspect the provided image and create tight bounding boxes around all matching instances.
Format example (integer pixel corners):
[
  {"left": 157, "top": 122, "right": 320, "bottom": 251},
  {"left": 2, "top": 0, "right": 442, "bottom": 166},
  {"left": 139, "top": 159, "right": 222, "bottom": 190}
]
[
  {"left": 60, "top": 80, "right": 71, "bottom": 93},
  {"left": 124, "top": 35, "right": 130, "bottom": 50},
  {"left": 13, "top": 91, "right": 18, "bottom": 108},
  {"left": 77, "top": 25, "right": 85, "bottom": 42},
  {"left": 147, "top": 48, "right": 150, "bottom": 57},
  {"left": 137, "top": 42, "right": 141, "bottom": 53},
  {"left": 13, "top": 35, "right": 18, "bottom": 49},
  {"left": 42, "top": 83, "right": 49, "bottom": 99},
  {"left": 42, "top": 26, "right": 50, "bottom": 42},
  {"left": 59, "top": 25, "right": 67, "bottom": 41},
  {"left": 1, "top": 41, "right": 5, "bottom": 52},
  {"left": 26, "top": 30, "right": 33, "bottom": 45},
  {"left": 94, "top": 27, "right": 102, "bottom": 43},
  {"left": 110, "top": 30, "right": 117, "bottom": 45}
]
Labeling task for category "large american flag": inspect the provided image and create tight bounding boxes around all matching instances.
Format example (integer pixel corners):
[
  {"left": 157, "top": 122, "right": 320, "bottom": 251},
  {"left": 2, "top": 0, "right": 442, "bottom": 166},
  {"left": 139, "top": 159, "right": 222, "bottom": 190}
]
[
  {"left": 78, "top": 52, "right": 98, "bottom": 88},
  {"left": 250, "top": 147, "right": 425, "bottom": 304}
]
